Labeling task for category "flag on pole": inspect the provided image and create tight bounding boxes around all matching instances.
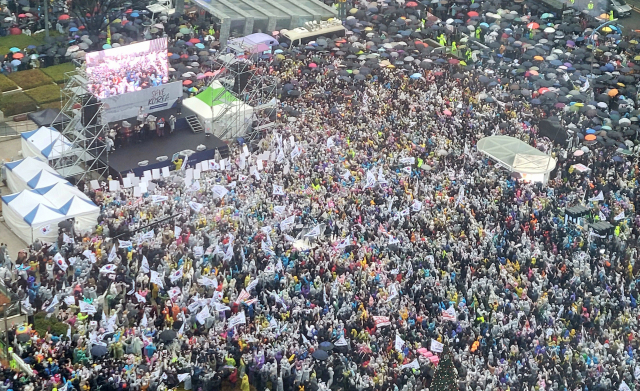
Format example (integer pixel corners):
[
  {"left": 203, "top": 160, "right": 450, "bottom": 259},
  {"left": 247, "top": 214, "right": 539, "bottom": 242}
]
[
  {"left": 304, "top": 224, "right": 322, "bottom": 237},
  {"left": 430, "top": 339, "right": 444, "bottom": 352},
  {"left": 589, "top": 192, "right": 604, "bottom": 202},
  {"left": 395, "top": 334, "right": 405, "bottom": 351},
  {"left": 442, "top": 306, "right": 457, "bottom": 321}
]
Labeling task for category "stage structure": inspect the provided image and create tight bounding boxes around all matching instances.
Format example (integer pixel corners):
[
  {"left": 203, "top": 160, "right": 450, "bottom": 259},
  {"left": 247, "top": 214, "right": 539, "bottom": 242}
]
[
  {"left": 50, "top": 65, "right": 110, "bottom": 182},
  {"left": 207, "top": 45, "right": 278, "bottom": 142}
]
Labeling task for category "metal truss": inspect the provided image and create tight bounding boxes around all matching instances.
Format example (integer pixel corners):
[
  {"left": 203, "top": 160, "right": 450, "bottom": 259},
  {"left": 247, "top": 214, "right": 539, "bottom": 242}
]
[
  {"left": 208, "top": 45, "right": 278, "bottom": 142},
  {"left": 51, "top": 67, "right": 110, "bottom": 182}
]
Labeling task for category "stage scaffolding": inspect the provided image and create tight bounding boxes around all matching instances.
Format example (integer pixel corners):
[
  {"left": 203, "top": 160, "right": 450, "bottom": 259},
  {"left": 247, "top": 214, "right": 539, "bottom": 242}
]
[
  {"left": 208, "top": 47, "right": 278, "bottom": 142},
  {"left": 51, "top": 66, "right": 110, "bottom": 182}
]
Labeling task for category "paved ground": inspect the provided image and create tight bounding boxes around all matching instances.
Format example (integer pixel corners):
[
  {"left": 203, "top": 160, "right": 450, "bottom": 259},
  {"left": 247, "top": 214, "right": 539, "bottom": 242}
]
[{"left": 619, "top": 4, "right": 640, "bottom": 34}]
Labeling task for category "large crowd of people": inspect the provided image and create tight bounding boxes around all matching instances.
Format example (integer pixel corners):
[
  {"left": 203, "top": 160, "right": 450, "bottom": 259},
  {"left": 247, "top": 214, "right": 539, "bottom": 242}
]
[{"left": 1, "top": 1, "right": 640, "bottom": 391}]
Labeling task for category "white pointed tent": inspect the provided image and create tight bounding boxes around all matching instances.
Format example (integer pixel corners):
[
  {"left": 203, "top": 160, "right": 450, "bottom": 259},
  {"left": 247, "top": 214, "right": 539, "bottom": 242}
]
[
  {"left": 4, "top": 157, "right": 58, "bottom": 193},
  {"left": 183, "top": 81, "right": 253, "bottom": 139},
  {"left": 1, "top": 183, "right": 100, "bottom": 244},
  {"left": 26, "top": 170, "right": 68, "bottom": 189},
  {"left": 21, "top": 126, "right": 74, "bottom": 161},
  {"left": 32, "top": 183, "right": 99, "bottom": 231},
  {"left": 1, "top": 190, "right": 63, "bottom": 243}
]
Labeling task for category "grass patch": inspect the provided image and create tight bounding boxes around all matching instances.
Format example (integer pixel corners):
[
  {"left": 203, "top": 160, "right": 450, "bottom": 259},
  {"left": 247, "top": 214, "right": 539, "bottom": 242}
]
[
  {"left": 7, "top": 69, "right": 52, "bottom": 90},
  {"left": 0, "top": 92, "right": 36, "bottom": 116},
  {"left": 0, "top": 35, "right": 43, "bottom": 57},
  {"left": 41, "top": 62, "right": 76, "bottom": 84},
  {"left": 25, "top": 84, "right": 60, "bottom": 105},
  {"left": 0, "top": 74, "right": 18, "bottom": 92},
  {"left": 40, "top": 100, "right": 62, "bottom": 110}
]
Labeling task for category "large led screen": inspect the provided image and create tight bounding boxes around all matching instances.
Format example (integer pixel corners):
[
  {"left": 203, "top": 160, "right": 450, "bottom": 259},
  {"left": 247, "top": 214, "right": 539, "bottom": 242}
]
[{"left": 85, "top": 37, "right": 169, "bottom": 99}]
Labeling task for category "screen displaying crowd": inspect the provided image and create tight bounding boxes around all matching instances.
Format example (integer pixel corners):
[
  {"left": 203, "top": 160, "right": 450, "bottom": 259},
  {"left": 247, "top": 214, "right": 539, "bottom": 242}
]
[{"left": 85, "top": 38, "right": 169, "bottom": 99}]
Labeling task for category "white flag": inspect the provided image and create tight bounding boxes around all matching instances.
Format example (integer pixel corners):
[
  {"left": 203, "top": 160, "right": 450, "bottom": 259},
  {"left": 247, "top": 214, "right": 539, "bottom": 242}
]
[
  {"left": 442, "top": 306, "right": 457, "bottom": 322},
  {"left": 620, "top": 381, "right": 631, "bottom": 391},
  {"left": 108, "top": 245, "right": 117, "bottom": 262},
  {"left": 430, "top": 339, "right": 444, "bottom": 353},
  {"left": 64, "top": 296, "right": 75, "bottom": 306},
  {"left": 304, "top": 224, "right": 322, "bottom": 237},
  {"left": 78, "top": 301, "right": 96, "bottom": 314},
  {"left": 141, "top": 256, "right": 150, "bottom": 273},
  {"left": 100, "top": 264, "right": 117, "bottom": 274},
  {"left": 174, "top": 225, "right": 182, "bottom": 237},
  {"left": 402, "top": 359, "right": 420, "bottom": 370},
  {"left": 150, "top": 270, "right": 164, "bottom": 288},
  {"left": 211, "top": 185, "right": 229, "bottom": 199},
  {"left": 196, "top": 305, "right": 210, "bottom": 324},
  {"left": 189, "top": 201, "right": 204, "bottom": 213},
  {"left": 280, "top": 215, "right": 295, "bottom": 231},
  {"left": 589, "top": 192, "right": 604, "bottom": 202},
  {"left": 274, "top": 205, "right": 286, "bottom": 215},
  {"left": 412, "top": 200, "right": 422, "bottom": 212},
  {"left": 402, "top": 166, "right": 412, "bottom": 174},
  {"left": 63, "top": 233, "right": 74, "bottom": 244},
  {"left": 177, "top": 374, "right": 190, "bottom": 383},
  {"left": 395, "top": 334, "right": 405, "bottom": 351},
  {"left": 273, "top": 184, "right": 285, "bottom": 196},
  {"left": 228, "top": 311, "right": 247, "bottom": 328},
  {"left": 178, "top": 320, "right": 186, "bottom": 336},
  {"left": 140, "top": 313, "right": 148, "bottom": 327},
  {"left": 170, "top": 266, "right": 184, "bottom": 283},
  {"left": 634, "top": 366, "right": 640, "bottom": 379},
  {"left": 54, "top": 253, "right": 68, "bottom": 272},
  {"left": 599, "top": 211, "right": 607, "bottom": 222},
  {"left": 614, "top": 211, "right": 625, "bottom": 221},
  {"left": 45, "top": 296, "right": 60, "bottom": 312},
  {"left": 118, "top": 240, "right": 132, "bottom": 248},
  {"left": 135, "top": 293, "right": 146, "bottom": 303},
  {"left": 327, "top": 136, "right": 335, "bottom": 148}
]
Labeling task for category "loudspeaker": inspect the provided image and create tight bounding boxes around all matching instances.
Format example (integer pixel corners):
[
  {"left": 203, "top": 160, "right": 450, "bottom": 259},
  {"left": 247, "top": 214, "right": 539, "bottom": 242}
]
[
  {"left": 82, "top": 95, "right": 100, "bottom": 126},
  {"left": 231, "top": 63, "right": 251, "bottom": 94}
]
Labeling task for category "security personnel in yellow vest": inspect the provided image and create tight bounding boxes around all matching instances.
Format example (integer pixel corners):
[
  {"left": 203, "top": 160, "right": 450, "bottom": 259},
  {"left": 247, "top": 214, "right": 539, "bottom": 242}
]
[
  {"left": 451, "top": 41, "right": 457, "bottom": 54},
  {"left": 610, "top": 10, "right": 614, "bottom": 20},
  {"left": 475, "top": 27, "right": 481, "bottom": 39},
  {"left": 587, "top": 1, "right": 594, "bottom": 10},
  {"left": 438, "top": 34, "right": 447, "bottom": 46}
]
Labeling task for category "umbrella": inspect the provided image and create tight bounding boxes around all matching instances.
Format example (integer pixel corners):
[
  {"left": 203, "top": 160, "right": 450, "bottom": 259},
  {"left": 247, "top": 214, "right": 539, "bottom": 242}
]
[
  {"left": 10, "top": 59, "right": 21, "bottom": 66},
  {"left": 159, "top": 330, "right": 177, "bottom": 342},
  {"left": 91, "top": 345, "right": 108, "bottom": 357},
  {"left": 9, "top": 47, "right": 20, "bottom": 52},
  {"left": 319, "top": 341, "right": 334, "bottom": 351},
  {"left": 312, "top": 349, "right": 329, "bottom": 360}
]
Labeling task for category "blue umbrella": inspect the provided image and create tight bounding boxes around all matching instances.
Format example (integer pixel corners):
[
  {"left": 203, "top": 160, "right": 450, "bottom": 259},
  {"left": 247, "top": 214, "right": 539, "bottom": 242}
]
[
  {"left": 410, "top": 73, "right": 422, "bottom": 79},
  {"left": 195, "top": 43, "right": 205, "bottom": 49},
  {"left": 69, "top": 27, "right": 78, "bottom": 32},
  {"left": 169, "top": 53, "right": 180, "bottom": 60},
  {"left": 103, "top": 44, "right": 111, "bottom": 49},
  {"left": 130, "top": 12, "right": 139, "bottom": 17},
  {"left": 531, "top": 99, "right": 541, "bottom": 105},
  {"left": 27, "top": 45, "right": 36, "bottom": 49},
  {"left": 9, "top": 47, "right": 20, "bottom": 52},
  {"left": 10, "top": 59, "right": 21, "bottom": 66}
]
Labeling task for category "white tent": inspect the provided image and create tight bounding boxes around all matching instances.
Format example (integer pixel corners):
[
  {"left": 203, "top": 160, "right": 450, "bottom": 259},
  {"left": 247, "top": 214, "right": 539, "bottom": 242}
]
[
  {"left": 32, "top": 183, "right": 99, "bottom": 231},
  {"left": 1, "top": 190, "right": 63, "bottom": 243},
  {"left": 477, "top": 135, "right": 557, "bottom": 184},
  {"left": 183, "top": 82, "right": 253, "bottom": 139},
  {"left": 2, "top": 183, "right": 99, "bottom": 244},
  {"left": 21, "top": 126, "right": 74, "bottom": 161},
  {"left": 26, "top": 170, "right": 68, "bottom": 189},
  {"left": 4, "top": 157, "right": 58, "bottom": 193}
]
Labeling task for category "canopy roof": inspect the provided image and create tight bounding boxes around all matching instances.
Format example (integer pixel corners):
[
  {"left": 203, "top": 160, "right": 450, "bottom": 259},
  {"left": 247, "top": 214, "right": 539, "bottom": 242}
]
[
  {"left": 477, "top": 136, "right": 557, "bottom": 175},
  {"left": 195, "top": 85, "right": 239, "bottom": 107}
]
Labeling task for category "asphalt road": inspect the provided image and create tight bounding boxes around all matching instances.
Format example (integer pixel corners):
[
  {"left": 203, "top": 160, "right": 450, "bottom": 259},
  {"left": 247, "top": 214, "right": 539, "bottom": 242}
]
[{"left": 619, "top": 3, "right": 640, "bottom": 34}]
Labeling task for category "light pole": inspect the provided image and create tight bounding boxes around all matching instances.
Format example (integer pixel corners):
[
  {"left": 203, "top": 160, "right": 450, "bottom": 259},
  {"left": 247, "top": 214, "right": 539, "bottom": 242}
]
[{"left": 586, "top": 19, "right": 618, "bottom": 99}]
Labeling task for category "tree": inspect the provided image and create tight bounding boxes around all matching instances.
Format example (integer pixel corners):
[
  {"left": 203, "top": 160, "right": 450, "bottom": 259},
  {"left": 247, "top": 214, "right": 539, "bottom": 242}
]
[
  {"left": 69, "top": 0, "right": 125, "bottom": 39},
  {"left": 431, "top": 343, "right": 458, "bottom": 391}
]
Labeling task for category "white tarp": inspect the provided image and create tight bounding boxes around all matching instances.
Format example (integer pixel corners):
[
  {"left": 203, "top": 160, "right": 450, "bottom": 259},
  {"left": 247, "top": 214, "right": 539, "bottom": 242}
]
[
  {"left": 20, "top": 126, "right": 74, "bottom": 161},
  {"left": 4, "top": 157, "right": 58, "bottom": 193},
  {"left": 477, "top": 135, "right": 557, "bottom": 175},
  {"left": 31, "top": 182, "right": 99, "bottom": 232},
  {"left": 26, "top": 170, "right": 69, "bottom": 190}
]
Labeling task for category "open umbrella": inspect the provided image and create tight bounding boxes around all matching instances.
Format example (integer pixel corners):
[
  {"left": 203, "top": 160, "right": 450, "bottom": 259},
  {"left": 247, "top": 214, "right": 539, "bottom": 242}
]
[
  {"left": 159, "top": 330, "right": 177, "bottom": 342},
  {"left": 91, "top": 345, "right": 108, "bottom": 357},
  {"left": 319, "top": 341, "right": 334, "bottom": 351},
  {"left": 312, "top": 349, "right": 329, "bottom": 360}
]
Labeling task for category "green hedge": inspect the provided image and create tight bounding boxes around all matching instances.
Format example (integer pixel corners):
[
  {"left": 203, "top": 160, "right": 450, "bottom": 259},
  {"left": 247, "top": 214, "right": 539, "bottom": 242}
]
[
  {"left": 0, "top": 92, "right": 36, "bottom": 116},
  {"left": 33, "top": 312, "right": 68, "bottom": 338},
  {"left": 7, "top": 69, "right": 53, "bottom": 90},
  {"left": 0, "top": 75, "right": 18, "bottom": 92},
  {"left": 41, "top": 62, "right": 76, "bottom": 84},
  {"left": 25, "top": 84, "right": 61, "bottom": 105}
]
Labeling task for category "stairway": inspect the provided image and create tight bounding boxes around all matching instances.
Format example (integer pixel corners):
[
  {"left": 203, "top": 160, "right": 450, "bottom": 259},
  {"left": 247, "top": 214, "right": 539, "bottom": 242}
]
[{"left": 186, "top": 115, "right": 203, "bottom": 133}]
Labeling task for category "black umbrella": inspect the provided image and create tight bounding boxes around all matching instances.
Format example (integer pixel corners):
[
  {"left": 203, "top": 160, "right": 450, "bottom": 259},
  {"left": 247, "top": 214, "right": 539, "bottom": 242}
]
[
  {"left": 91, "top": 345, "right": 108, "bottom": 357},
  {"left": 312, "top": 349, "right": 329, "bottom": 360},
  {"left": 159, "top": 329, "right": 177, "bottom": 342},
  {"left": 319, "top": 341, "right": 334, "bottom": 351}
]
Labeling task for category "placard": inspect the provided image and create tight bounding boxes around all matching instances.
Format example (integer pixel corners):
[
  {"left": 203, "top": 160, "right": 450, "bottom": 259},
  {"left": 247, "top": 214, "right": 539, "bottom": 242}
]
[
  {"left": 139, "top": 182, "right": 148, "bottom": 193},
  {"left": 143, "top": 170, "right": 152, "bottom": 181},
  {"left": 152, "top": 169, "right": 160, "bottom": 179},
  {"left": 109, "top": 180, "right": 120, "bottom": 192},
  {"left": 133, "top": 186, "right": 142, "bottom": 197},
  {"left": 90, "top": 180, "right": 100, "bottom": 190},
  {"left": 162, "top": 166, "right": 171, "bottom": 177},
  {"left": 122, "top": 177, "right": 132, "bottom": 188}
]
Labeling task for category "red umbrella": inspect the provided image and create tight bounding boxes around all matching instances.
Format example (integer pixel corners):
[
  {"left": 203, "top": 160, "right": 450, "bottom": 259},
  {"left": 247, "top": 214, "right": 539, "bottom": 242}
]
[
  {"left": 125, "top": 9, "right": 133, "bottom": 13},
  {"left": 18, "top": 13, "right": 26, "bottom": 17},
  {"left": 406, "top": 1, "right": 419, "bottom": 6},
  {"left": 189, "top": 38, "right": 200, "bottom": 43},
  {"left": 58, "top": 14, "right": 69, "bottom": 20},
  {"left": 448, "top": 58, "right": 459, "bottom": 64},
  {"left": 467, "top": 11, "right": 479, "bottom": 16},
  {"left": 204, "top": 71, "right": 215, "bottom": 77},
  {"left": 183, "top": 80, "right": 192, "bottom": 85},
  {"left": 443, "top": 109, "right": 452, "bottom": 116},
  {"left": 12, "top": 53, "right": 23, "bottom": 59},
  {"left": 9, "top": 27, "right": 21, "bottom": 35},
  {"left": 309, "top": 63, "right": 317, "bottom": 68},
  {"left": 527, "top": 22, "right": 539, "bottom": 29}
]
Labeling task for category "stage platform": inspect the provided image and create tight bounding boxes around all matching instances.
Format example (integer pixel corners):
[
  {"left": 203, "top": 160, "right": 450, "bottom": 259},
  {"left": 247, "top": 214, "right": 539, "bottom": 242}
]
[{"left": 103, "top": 111, "right": 229, "bottom": 178}]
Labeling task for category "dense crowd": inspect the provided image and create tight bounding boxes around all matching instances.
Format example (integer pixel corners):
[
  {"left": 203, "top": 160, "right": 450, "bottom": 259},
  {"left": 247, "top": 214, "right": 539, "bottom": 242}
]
[{"left": 1, "top": 1, "right": 640, "bottom": 391}]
